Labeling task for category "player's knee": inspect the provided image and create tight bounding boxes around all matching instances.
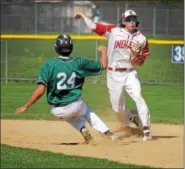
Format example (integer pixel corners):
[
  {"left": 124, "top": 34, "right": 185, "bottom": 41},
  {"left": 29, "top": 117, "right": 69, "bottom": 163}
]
[
  {"left": 83, "top": 107, "right": 92, "bottom": 119},
  {"left": 132, "top": 93, "right": 144, "bottom": 102}
]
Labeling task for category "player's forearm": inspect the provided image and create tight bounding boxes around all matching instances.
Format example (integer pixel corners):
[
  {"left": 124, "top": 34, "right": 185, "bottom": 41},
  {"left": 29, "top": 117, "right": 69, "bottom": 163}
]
[
  {"left": 83, "top": 16, "right": 96, "bottom": 30},
  {"left": 100, "top": 51, "right": 108, "bottom": 69},
  {"left": 24, "top": 91, "right": 44, "bottom": 109},
  {"left": 76, "top": 12, "right": 115, "bottom": 36},
  {"left": 24, "top": 85, "right": 45, "bottom": 109},
  {"left": 82, "top": 15, "right": 107, "bottom": 36}
]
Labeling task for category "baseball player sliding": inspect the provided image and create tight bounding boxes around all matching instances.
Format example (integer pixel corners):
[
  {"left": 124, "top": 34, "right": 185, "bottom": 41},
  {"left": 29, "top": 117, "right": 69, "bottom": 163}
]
[
  {"left": 15, "top": 34, "right": 121, "bottom": 144},
  {"left": 75, "top": 9, "right": 152, "bottom": 141}
]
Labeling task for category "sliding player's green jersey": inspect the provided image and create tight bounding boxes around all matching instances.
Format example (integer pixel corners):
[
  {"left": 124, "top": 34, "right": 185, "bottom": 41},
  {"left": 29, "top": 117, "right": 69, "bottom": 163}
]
[{"left": 37, "top": 56, "right": 103, "bottom": 106}]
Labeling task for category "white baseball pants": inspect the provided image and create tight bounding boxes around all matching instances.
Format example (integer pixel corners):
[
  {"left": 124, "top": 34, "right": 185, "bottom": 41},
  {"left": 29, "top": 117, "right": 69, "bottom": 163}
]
[
  {"left": 50, "top": 98, "right": 109, "bottom": 133},
  {"left": 107, "top": 69, "right": 151, "bottom": 127}
]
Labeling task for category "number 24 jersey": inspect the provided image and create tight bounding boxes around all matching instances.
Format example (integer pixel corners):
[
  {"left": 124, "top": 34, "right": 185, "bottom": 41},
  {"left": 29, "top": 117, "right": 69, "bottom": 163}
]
[{"left": 37, "top": 57, "right": 102, "bottom": 106}]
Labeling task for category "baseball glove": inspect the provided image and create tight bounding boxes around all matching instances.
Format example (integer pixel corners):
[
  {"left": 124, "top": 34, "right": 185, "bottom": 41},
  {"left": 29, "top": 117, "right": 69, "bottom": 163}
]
[
  {"left": 130, "top": 42, "right": 142, "bottom": 65},
  {"left": 130, "top": 41, "right": 149, "bottom": 66}
]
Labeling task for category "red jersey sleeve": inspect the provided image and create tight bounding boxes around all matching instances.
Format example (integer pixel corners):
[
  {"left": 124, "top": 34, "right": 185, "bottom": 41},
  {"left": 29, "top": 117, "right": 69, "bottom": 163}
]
[
  {"left": 92, "top": 23, "right": 117, "bottom": 36},
  {"left": 139, "top": 40, "right": 150, "bottom": 61}
]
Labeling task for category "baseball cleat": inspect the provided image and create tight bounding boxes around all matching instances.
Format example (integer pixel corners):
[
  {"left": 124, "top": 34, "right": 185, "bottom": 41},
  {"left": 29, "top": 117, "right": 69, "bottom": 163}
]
[
  {"left": 103, "top": 130, "right": 122, "bottom": 141},
  {"left": 143, "top": 132, "right": 152, "bottom": 141},
  {"left": 81, "top": 127, "right": 93, "bottom": 144},
  {"left": 143, "top": 126, "right": 152, "bottom": 141},
  {"left": 109, "top": 132, "right": 124, "bottom": 141}
]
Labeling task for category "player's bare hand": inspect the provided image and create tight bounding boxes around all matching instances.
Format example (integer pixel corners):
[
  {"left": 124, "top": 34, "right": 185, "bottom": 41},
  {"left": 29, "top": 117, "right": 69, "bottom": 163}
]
[
  {"left": 15, "top": 106, "right": 27, "bottom": 115},
  {"left": 98, "top": 45, "right": 107, "bottom": 53},
  {"left": 75, "top": 11, "right": 85, "bottom": 19}
]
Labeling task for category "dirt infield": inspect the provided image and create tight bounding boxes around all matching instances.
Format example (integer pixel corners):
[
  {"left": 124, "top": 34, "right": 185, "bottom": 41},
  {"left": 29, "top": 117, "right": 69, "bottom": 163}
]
[{"left": 1, "top": 119, "right": 184, "bottom": 168}]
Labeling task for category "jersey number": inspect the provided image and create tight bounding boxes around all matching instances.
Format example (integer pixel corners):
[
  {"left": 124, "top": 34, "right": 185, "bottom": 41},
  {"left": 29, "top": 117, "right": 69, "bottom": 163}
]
[{"left": 57, "top": 72, "right": 76, "bottom": 90}]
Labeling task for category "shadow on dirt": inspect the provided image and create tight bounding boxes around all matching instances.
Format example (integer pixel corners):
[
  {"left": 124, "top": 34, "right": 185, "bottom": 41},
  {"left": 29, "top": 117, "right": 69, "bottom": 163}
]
[
  {"left": 152, "top": 135, "right": 178, "bottom": 140},
  {"left": 51, "top": 142, "right": 81, "bottom": 146}
]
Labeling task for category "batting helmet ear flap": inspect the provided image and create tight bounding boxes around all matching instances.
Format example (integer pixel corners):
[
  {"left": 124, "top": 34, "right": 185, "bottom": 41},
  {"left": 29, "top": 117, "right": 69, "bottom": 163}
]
[{"left": 54, "top": 44, "right": 60, "bottom": 54}]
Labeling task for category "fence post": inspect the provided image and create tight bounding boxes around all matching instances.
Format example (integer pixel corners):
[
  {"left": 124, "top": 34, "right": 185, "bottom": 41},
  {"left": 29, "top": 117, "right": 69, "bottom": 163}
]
[
  {"left": 93, "top": 40, "right": 99, "bottom": 83},
  {"left": 125, "top": 0, "right": 128, "bottom": 10},
  {"left": 166, "top": 9, "right": 169, "bottom": 36},
  {"left": 60, "top": 4, "right": 62, "bottom": 32},
  {"left": 77, "top": 4, "right": 82, "bottom": 35},
  {"left": 95, "top": 40, "right": 99, "bottom": 61},
  {"left": 116, "top": 2, "right": 120, "bottom": 24},
  {"left": 5, "top": 40, "right": 8, "bottom": 83},
  {"left": 34, "top": 3, "right": 38, "bottom": 34},
  {"left": 153, "top": 7, "right": 156, "bottom": 38}
]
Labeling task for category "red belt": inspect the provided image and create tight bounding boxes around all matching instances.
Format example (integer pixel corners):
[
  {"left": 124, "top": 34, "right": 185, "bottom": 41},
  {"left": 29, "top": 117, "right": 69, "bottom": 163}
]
[{"left": 107, "top": 67, "right": 134, "bottom": 72}]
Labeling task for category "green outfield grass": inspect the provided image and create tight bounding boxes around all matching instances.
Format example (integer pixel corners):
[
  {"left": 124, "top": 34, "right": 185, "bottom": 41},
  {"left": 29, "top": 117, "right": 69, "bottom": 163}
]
[
  {"left": 1, "top": 144, "right": 152, "bottom": 168},
  {"left": 1, "top": 82, "right": 184, "bottom": 124},
  {"left": 1, "top": 39, "right": 184, "bottom": 83}
]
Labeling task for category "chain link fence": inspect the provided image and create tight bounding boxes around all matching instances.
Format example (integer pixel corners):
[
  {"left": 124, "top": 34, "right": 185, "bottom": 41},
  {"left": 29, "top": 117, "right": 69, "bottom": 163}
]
[
  {"left": 1, "top": 1, "right": 184, "bottom": 37},
  {"left": 1, "top": 38, "right": 184, "bottom": 85}
]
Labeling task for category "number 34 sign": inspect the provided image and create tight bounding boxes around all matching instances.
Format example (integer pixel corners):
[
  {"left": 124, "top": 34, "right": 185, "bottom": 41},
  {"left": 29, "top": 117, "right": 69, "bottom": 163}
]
[{"left": 172, "top": 45, "right": 184, "bottom": 63}]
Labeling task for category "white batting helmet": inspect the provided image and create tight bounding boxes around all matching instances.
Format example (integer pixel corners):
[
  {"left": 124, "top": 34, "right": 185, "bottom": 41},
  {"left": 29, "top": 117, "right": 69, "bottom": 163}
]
[
  {"left": 120, "top": 9, "right": 139, "bottom": 27},
  {"left": 121, "top": 9, "right": 137, "bottom": 19}
]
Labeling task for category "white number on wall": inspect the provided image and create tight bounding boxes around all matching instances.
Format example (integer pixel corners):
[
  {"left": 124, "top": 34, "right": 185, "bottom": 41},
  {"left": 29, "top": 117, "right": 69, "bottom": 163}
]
[{"left": 172, "top": 45, "right": 184, "bottom": 63}]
